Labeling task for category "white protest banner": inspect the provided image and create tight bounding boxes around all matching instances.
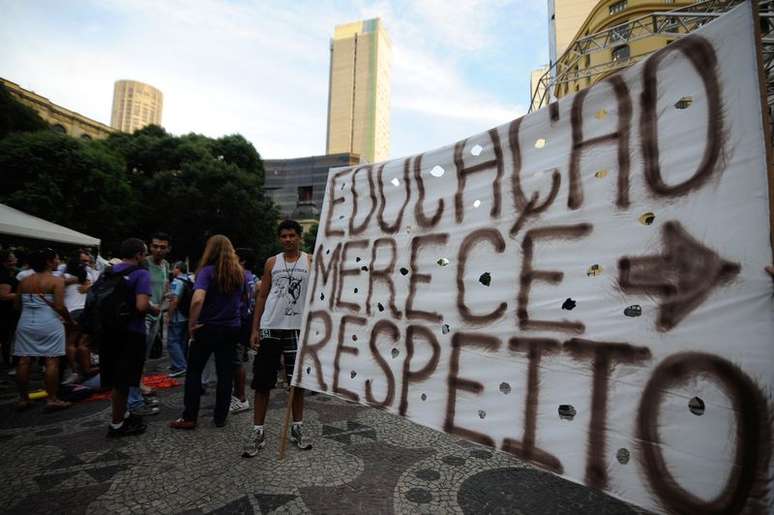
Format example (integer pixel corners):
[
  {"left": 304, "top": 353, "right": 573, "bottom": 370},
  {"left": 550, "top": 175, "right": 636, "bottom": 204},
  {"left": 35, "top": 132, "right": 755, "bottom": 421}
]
[{"left": 292, "top": 3, "right": 774, "bottom": 513}]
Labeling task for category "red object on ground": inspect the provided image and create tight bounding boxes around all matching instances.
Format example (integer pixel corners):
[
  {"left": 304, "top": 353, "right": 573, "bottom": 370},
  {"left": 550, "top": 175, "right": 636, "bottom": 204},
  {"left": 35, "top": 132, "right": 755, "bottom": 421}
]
[{"left": 86, "top": 374, "right": 180, "bottom": 402}]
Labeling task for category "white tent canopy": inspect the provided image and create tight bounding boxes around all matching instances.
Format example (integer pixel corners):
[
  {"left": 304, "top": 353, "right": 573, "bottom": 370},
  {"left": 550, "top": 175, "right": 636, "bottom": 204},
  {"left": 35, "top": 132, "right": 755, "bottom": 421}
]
[{"left": 0, "top": 203, "right": 100, "bottom": 247}]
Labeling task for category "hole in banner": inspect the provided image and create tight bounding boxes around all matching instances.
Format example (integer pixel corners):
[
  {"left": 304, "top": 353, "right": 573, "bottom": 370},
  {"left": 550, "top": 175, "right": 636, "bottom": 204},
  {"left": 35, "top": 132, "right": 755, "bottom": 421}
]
[
  {"left": 350, "top": 371, "right": 357, "bottom": 379},
  {"left": 558, "top": 404, "right": 576, "bottom": 420},
  {"left": 400, "top": 267, "right": 409, "bottom": 276},
  {"left": 624, "top": 305, "right": 642, "bottom": 317},
  {"left": 499, "top": 382, "right": 511, "bottom": 395},
  {"left": 430, "top": 165, "right": 445, "bottom": 177},
  {"left": 562, "top": 298, "right": 576, "bottom": 310},
  {"left": 306, "top": 367, "right": 311, "bottom": 375},
  {"left": 479, "top": 272, "right": 491, "bottom": 286},
  {"left": 689, "top": 396, "right": 705, "bottom": 416},
  {"left": 320, "top": 293, "right": 325, "bottom": 301},
  {"left": 675, "top": 96, "right": 693, "bottom": 109},
  {"left": 639, "top": 212, "right": 655, "bottom": 225},
  {"left": 470, "top": 144, "right": 483, "bottom": 156},
  {"left": 361, "top": 265, "right": 368, "bottom": 272},
  {"left": 586, "top": 264, "right": 603, "bottom": 277},
  {"left": 534, "top": 138, "right": 546, "bottom": 149},
  {"left": 391, "top": 348, "right": 400, "bottom": 359},
  {"left": 354, "top": 288, "right": 359, "bottom": 294},
  {"left": 421, "top": 393, "right": 427, "bottom": 401},
  {"left": 473, "top": 199, "right": 481, "bottom": 208},
  {"left": 478, "top": 410, "right": 486, "bottom": 419},
  {"left": 441, "top": 324, "right": 451, "bottom": 335},
  {"left": 437, "top": 258, "right": 449, "bottom": 267},
  {"left": 594, "top": 169, "right": 608, "bottom": 179},
  {"left": 616, "top": 448, "right": 630, "bottom": 464},
  {"left": 594, "top": 108, "right": 608, "bottom": 120},
  {"left": 377, "top": 302, "right": 385, "bottom": 312},
  {"left": 391, "top": 177, "right": 400, "bottom": 187},
  {"left": 352, "top": 334, "right": 358, "bottom": 342}
]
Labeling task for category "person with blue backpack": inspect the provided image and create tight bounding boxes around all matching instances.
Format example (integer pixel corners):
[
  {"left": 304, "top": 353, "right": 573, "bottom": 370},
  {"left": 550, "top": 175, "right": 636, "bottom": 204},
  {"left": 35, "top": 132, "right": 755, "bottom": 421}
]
[
  {"left": 230, "top": 248, "right": 258, "bottom": 414},
  {"left": 167, "top": 261, "right": 193, "bottom": 378}
]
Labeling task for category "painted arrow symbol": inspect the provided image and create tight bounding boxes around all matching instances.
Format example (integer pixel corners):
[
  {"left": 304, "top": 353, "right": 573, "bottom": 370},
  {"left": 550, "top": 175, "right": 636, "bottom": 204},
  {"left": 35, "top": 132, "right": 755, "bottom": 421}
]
[{"left": 618, "top": 221, "right": 740, "bottom": 332}]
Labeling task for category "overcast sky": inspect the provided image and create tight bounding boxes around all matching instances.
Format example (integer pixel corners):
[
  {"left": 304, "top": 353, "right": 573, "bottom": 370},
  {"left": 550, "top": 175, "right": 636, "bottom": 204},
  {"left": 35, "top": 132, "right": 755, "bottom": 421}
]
[{"left": 0, "top": 0, "right": 548, "bottom": 161}]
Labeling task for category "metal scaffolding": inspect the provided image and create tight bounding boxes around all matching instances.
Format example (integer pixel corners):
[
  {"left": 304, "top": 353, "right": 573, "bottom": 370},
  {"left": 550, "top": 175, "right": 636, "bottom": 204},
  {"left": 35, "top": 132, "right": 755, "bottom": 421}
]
[{"left": 529, "top": 0, "right": 773, "bottom": 114}]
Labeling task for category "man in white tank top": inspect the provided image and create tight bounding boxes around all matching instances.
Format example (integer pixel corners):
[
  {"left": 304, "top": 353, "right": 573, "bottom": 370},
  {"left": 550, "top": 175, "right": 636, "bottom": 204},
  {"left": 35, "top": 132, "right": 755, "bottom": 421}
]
[{"left": 242, "top": 219, "right": 313, "bottom": 458}]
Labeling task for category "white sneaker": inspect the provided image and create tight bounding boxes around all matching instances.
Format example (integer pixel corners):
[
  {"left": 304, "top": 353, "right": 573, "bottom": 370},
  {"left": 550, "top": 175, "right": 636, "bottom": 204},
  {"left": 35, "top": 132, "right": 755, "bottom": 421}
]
[
  {"left": 229, "top": 396, "right": 250, "bottom": 413},
  {"left": 61, "top": 372, "right": 80, "bottom": 385}
]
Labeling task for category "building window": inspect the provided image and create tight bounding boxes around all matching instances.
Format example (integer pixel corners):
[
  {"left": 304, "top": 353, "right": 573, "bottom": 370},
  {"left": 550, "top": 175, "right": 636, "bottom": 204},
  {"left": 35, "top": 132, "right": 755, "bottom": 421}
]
[
  {"left": 298, "top": 186, "right": 313, "bottom": 202},
  {"left": 611, "top": 23, "right": 630, "bottom": 42},
  {"left": 611, "top": 44, "right": 630, "bottom": 62},
  {"left": 80, "top": 134, "right": 92, "bottom": 141},
  {"left": 52, "top": 124, "right": 66, "bottom": 134},
  {"left": 609, "top": 0, "right": 627, "bottom": 15}
]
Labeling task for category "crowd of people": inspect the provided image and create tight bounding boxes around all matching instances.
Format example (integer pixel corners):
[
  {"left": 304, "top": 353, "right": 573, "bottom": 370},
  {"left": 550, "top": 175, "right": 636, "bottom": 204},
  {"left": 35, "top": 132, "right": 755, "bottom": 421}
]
[{"left": 0, "top": 219, "right": 314, "bottom": 455}]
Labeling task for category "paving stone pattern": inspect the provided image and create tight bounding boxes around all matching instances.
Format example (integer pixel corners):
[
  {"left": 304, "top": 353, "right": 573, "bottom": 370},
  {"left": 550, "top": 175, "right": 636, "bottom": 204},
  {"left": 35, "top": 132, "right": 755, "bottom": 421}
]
[{"left": 0, "top": 360, "right": 649, "bottom": 514}]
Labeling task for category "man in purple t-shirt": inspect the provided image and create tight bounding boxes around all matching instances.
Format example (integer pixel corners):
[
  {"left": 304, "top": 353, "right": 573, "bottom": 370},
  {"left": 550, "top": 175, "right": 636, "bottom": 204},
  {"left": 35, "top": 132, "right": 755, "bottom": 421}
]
[{"left": 100, "top": 238, "right": 160, "bottom": 437}]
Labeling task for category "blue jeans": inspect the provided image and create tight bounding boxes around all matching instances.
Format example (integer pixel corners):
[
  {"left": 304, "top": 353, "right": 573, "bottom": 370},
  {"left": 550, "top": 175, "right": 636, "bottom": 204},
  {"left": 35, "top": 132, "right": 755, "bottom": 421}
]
[
  {"left": 128, "top": 318, "right": 161, "bottom": 411},
  {"left": 167, "top": 321, "right": 188, "bottom": 372}
]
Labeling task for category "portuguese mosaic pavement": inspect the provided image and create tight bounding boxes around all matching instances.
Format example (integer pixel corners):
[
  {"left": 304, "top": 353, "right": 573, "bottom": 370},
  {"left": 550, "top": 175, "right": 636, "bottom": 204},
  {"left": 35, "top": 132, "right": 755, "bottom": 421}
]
[{"left": 0, "top": 359, "right": 646, "bottom": 514}]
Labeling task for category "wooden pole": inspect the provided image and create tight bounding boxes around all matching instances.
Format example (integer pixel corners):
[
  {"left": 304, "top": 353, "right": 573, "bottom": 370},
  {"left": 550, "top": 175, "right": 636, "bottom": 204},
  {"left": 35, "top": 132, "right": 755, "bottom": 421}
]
[{"left": 278, "top": 386, "right": 295, "bottom": 460}]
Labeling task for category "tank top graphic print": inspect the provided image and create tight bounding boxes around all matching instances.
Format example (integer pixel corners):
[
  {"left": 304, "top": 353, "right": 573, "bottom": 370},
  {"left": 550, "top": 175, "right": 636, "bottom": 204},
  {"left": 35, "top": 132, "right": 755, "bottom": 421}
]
[{"left": 260, "top": 252, "right": 309, "bottom": 330}]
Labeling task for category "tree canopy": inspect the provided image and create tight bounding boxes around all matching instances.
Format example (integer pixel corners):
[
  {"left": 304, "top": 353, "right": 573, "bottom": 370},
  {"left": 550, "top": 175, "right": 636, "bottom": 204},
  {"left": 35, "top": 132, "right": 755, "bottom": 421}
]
[{"left": 0, "top": 93, "right": 278, "bottom": 262}]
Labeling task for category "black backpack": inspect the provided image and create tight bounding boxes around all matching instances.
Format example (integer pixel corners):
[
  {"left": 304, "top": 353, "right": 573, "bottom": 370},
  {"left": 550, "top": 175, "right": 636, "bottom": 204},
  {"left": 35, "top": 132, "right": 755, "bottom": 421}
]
[
  {"left": 80, "top": 265, "right": 141, "bottom": 335},
  {"left": 175, "top": 276, "right": 194, "bottom": 318}
]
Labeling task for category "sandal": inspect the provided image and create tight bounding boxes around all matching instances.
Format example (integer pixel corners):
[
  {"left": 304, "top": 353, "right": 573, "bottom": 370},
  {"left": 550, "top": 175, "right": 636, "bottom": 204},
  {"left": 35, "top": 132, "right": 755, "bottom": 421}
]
[
  {"left": 44, "top": 400, "right": 72, "bottom": 412},
  {"left": 15, "top": 400, "right": 32, "bottom": 412},
  {"left": 169, "top": 418, "right": 196, "bottom": 430}
]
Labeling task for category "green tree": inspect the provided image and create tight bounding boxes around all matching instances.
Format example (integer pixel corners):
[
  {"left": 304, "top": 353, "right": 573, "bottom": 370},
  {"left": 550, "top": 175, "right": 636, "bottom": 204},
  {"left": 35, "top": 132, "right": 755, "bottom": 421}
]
[
  {"left": 0, "top": 89, "right": 279, "bottom": 261},
  {"left": 0, "top": 131, "right": 134, "bottom": 252},
  {"left": 0, "top": 84, "right": 48, "bottom": 139},
  {"left": 303, "top": 223, "right": 319, "bottom": 254},
  {"left": 104, "top": 126, "right": 276, "bottom": 261}
]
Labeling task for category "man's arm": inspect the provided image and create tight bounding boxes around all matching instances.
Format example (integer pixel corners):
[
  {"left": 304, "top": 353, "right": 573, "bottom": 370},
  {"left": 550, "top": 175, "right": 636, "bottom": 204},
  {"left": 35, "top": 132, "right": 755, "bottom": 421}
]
[
  {"left": 250, "top": 257, "right": 274, "bottom": 346},
  {"left": 135, "top": 270, "right": 158, "bottom": 316},
  {"left": 136, "top": 293, "right": 151, "bottom": 315}
]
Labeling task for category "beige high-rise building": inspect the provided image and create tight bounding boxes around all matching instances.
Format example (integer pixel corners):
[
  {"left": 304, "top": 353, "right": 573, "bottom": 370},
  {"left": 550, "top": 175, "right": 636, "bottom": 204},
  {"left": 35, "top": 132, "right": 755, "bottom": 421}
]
[
  {"left": 548, "top": 0, "right": 598, "bottom": 67},
  {"left": 326, "top": 18, "right": 391, "bottom": 163},
  {"left": 110, "top": 80, "right": 163, "bottom": 133}
]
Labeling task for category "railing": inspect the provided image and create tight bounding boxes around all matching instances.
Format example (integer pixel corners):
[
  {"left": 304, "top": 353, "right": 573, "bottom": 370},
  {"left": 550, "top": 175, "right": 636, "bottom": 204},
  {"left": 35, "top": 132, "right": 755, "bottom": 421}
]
[{"left": 529, "top": 0, "right": 761, "bottom": 112}]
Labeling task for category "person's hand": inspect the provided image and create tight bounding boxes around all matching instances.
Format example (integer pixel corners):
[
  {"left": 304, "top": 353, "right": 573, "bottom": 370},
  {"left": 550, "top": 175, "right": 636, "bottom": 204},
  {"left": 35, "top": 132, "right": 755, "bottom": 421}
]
[
  {"left": 189, "top": 322, "right": 204, "bottom": 336},
  {"left": 250, "top": 330, "right": 260, "bottom": 350}
]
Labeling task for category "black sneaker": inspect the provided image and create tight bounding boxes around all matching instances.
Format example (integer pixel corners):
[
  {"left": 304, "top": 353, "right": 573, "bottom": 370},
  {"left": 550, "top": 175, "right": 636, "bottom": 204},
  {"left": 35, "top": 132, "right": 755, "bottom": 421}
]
[{"left": 107, "top": 420, "right": 147, "bottom": 438}]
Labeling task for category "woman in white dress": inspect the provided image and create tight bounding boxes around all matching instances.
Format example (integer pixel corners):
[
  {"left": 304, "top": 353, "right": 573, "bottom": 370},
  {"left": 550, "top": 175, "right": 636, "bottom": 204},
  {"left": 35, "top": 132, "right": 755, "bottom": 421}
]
[{"left": 14, "top": 248, "right": 72, "bottom": 411}]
